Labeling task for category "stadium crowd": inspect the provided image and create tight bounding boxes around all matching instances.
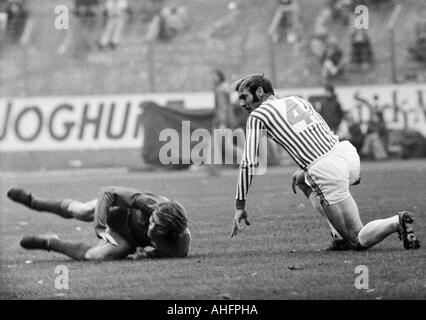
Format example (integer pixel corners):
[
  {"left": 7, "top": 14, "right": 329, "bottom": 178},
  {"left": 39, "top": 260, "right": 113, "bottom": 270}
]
[
  {"left": 0, "top": 0, "right": 189, "bottom": 54},
  {"left": 310, "top": 0, "right": 376, "bottom": 84},
  {"left": 313, "top": 84, "right": 426, "bottom": 161},
  {"left": 0, "top": 0, "right": 425, "bottom": 150}
]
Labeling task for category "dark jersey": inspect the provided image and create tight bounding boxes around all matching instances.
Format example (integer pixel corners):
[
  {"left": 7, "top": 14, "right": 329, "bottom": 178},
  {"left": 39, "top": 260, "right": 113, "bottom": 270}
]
[{"left": 95, "top": 186, "right": 190, "bottom": 257}]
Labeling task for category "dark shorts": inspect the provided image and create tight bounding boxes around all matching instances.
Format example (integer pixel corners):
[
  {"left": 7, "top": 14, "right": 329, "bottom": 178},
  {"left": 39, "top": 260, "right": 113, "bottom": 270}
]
[{"left": 93, "top": 189, "right": 137, "bottom": 247}]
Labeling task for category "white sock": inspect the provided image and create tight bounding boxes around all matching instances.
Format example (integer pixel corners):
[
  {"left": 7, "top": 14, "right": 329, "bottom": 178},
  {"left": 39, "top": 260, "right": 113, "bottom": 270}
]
[
  {"left": 309, "top": 193, "right": 342, "bottom": 240},
  {"left": 357, "top": 215, "right": 399, "bottom": 248}
]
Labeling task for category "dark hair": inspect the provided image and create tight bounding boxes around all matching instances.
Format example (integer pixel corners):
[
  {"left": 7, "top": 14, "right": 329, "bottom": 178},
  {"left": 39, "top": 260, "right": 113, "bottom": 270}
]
[
  {"left": 153, "top": 200, "right": 187, "bottom": 237},
  {"left": 234, "top": 73, "right": 275, "bottom": 97}
]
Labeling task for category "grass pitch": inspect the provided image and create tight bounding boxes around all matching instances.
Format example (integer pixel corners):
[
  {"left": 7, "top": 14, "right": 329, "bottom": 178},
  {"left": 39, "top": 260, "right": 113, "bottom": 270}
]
[{"left": 1, "top": 160, "right": 425, "bottom": 299}]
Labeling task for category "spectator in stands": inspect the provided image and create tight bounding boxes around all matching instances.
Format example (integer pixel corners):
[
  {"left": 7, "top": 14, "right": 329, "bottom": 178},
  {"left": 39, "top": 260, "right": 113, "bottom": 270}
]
[
  {"left": 206, "top": 69, "right": 244, "bottom": 175},
  {"left": 344, "top": 114, "right": 365, "bottom": 153},
  {"left": 269, "top": 0, "right": 295, "bottom": 43},
  {"left": 0, "top": 0, "right": 8, "bottom": 16},
  {"left": 140, "top": 0, "right": 164, "bottom": 23},
  {"left": 371, "top": 94, "right": 388, "bottom": 149},
  {"left": 361, "top": 95, "right": 389, "bottom": 160},
  {"left": 361, "top": 121, "right": 388, "bottom": 160},
  {"left": 313, "top": 6, "right": 331, "bottom": 39},
  {"left": 398, "top": 130, "right": 426, "bottom": 159},
  {"left": 157, "top": 4, "right": 188, "bottom": 41},
  {"left": 320, "top": 84, "right": 345, "bottom": 133},
  {"left": 310, "top": 9, "right": 331, "bottom": 61},
  {"left": 206, "top": 1, "right": 242, "bottom": 39},
  {"left": 212, "top": 69, "right": 235, "bottom": 130},
  {"left": 0, "top": 1, "right": 6, "bottom": 55},
  {"left": 145, "top": 4, "right": 188, "bottom": 42},
  {"left": 75, "top": 0, "right": 99, "bottom": 16},
  {"left": 0, "top": 2, "right": 7, "bottom": 29},
  {"left": 321, "top": 37, "right": 345, "bottom": 81},
  {"left": 73, "top": 0, "right": 100, "bottom": 53},
  {"left": 408, "top": 21, "right": 426, "bottom": 62},
  {"left": 3, "top": 0, "right": 28, "bottom": 44},
  {"left": 99, "top": 0, "right": 129, "bottom": 50},
  {"left": 328, "top": 0, "right": 352, "bottom": 25},
  {"left": 350, "top": 28, "right": 374, "bottom": 70}
]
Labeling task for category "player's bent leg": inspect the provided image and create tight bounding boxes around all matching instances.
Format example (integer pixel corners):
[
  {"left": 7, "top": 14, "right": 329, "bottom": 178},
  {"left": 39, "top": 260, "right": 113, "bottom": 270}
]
[
  {"left": 20, "top": 234, "right": 59, "bottom": 251},
  {"left": 356, "top": 211, "right": 420, "bottom": 250},
  {"left": 67, "top": 199, "right": 97, "bottom": 222},
  {"left": 21, "top": 230, "right": 134, "bottom": 260},
  {"left": 323, "top": 194, "right": 364, "bottom": 250},
  {"left": 85, "top": 230, "right": 133, "bottom": 260},
  {"left": 7, "top": 188, "right": 82, "bottom": 219},
  {"left": 293, "top": 171, "right": 346, "bottom": 247},
  {"left": 7, "top": 188, "right": 33, "bottom": 207},
  {"left": 20, "top": 234, "right": 92, "bottom": 260},
  {"left": 323, "top": 194, "right": 421, "bottom": 250}
]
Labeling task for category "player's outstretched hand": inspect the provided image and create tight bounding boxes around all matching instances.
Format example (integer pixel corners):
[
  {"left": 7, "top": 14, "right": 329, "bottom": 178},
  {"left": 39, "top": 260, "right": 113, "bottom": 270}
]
[
  {"left": 230, "top": 209, "right": 250, "bottom": 238},
  {"left": 128, "top": 246, "right": 159, "bottom": 260},
  {"left": 291, "top": 172, "right": 298, "bottom": 194}
]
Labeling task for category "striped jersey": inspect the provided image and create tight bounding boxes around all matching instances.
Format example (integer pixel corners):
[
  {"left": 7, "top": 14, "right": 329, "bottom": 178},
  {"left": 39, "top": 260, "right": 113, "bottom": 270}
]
[{"left": 236, "top": 96, "right": 339, "bottom": 205}]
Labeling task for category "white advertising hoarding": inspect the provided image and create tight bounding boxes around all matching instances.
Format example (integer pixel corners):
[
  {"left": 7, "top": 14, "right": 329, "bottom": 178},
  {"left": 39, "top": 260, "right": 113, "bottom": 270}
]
[{"left": 0, "top": 92, "right": 213, "bottom": 152}]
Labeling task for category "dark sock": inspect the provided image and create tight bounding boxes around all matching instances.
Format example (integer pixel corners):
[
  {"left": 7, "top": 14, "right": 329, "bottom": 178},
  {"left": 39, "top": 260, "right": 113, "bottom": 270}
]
[
  {"left": 48, "top": 238, "right": 91, "bottom": 261},
  {"left": 31, "top": 198, "right": 73, "bottom": 218}
]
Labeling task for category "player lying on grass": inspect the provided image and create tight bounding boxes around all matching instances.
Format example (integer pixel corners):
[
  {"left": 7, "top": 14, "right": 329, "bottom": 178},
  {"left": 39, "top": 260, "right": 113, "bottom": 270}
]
[
  {"left": 7, "top": 187, "right": 191, "bottom": 260},
  {"left": 230, "top": 73, "right": 420, "bottom": 251}
]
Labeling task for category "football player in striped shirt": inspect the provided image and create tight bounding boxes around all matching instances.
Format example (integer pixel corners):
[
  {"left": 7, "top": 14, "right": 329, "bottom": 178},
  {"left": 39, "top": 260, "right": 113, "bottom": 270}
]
[
  {"left": 230, "top": 74, "right": 420, "bottom": 251},
  {"left": 7, "top": 186, "right": 191, "bottom": 260}
]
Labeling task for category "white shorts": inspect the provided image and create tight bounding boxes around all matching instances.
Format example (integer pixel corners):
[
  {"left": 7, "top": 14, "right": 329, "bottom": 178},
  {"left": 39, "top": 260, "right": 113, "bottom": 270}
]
[{"left": 305, "top": 141, "right": 361, "bottom": 206}]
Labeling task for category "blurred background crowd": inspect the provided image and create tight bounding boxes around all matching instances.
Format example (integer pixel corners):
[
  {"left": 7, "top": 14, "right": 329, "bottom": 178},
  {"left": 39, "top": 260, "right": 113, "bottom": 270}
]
[
  {"left": 0, "top": 0, "right": 425, "bottom": 95},
  {"left": 0, "top": 0, "right": 425, "bottom": 167}
]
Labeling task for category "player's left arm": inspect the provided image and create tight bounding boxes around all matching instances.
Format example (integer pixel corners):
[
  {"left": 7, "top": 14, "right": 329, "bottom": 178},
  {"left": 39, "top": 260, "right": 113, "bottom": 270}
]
[{"left": 129, "top": 246, "right": 162, "bottom": 260}]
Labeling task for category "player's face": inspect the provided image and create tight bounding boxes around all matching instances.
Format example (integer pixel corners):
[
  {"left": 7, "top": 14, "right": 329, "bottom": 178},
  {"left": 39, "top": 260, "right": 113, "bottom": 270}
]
[
  {"left": 238, "top": 88, "right": 256, "bottom": 113},
  {"left": 148, "top": 212, "right": 166, "bottom": 239},
  {"left": 238, "top": 87, "right": 263, "bottom": 113}
]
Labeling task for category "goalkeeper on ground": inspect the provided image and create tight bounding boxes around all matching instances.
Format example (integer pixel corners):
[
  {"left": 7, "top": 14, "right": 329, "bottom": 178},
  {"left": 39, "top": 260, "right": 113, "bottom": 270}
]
[{"left": 7, "top": 186, "right": 191, "bottom": 260}]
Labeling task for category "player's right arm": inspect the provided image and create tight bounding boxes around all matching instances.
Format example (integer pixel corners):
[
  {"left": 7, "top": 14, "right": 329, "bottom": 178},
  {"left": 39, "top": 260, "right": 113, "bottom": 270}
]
[{"left": 231, "top": 115, "right": 265, "bottom": 237}]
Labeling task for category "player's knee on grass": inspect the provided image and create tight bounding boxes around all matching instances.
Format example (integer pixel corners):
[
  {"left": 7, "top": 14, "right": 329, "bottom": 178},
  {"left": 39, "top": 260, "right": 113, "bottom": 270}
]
[
  {"left": 340, "top": 230, "right": 368, "bottom": 251},
  {"left": 84, "top": 241, "right": 133, "bottom": 260},
  {"left": 324, "top": 195, "right": 365, "bottom": 250},
  {"left": 324, "top": 215, "right": 364, "bottom": 250},
  {"left": 353, "top": 231, "right": 370, "bottom": 251}
]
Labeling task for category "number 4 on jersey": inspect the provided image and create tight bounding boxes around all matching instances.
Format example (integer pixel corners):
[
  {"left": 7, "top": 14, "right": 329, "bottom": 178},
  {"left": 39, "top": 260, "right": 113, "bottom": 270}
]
[{"left": 286, "top": 103, "right": 314, "bottom": 131}]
